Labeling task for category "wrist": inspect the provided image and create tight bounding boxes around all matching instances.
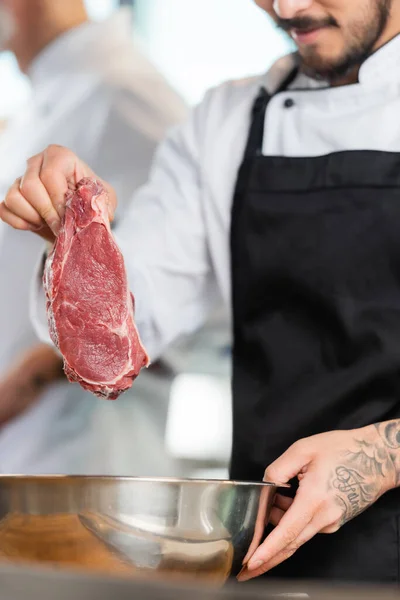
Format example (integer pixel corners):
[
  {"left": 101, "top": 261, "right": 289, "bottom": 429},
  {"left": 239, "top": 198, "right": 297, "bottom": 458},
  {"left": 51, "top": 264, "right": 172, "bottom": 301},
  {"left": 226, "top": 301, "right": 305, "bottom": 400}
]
[
  {"left": 22, "top": 344, "right": 65, "bottom": 387},
  {"left": 372, "top": 421, "right": 400, "bottom": 492}
]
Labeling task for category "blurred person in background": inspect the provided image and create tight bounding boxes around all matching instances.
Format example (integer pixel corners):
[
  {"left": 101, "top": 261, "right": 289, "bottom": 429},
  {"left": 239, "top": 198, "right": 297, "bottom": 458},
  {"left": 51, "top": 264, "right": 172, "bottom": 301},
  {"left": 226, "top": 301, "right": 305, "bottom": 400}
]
[{"left": 0, "top": 0, "right": 187, "bottom": 474}]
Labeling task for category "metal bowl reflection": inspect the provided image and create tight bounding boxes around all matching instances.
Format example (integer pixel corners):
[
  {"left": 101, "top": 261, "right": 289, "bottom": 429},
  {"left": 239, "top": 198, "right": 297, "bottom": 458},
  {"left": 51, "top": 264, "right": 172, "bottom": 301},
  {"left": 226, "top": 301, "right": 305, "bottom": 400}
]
[{"left": 0, "top": 476, "right": 278, "bottom": 586}]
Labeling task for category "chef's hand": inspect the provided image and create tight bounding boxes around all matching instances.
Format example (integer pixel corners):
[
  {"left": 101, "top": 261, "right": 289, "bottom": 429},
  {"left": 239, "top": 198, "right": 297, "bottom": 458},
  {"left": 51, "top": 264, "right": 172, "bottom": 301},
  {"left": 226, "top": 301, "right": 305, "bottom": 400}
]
[
  {"left": 0, "top": 145, "right": 116, "bottom": 243},
  {"left": 238, "top": 425, "right": 399, "bottom": 582},
  {"left": 0, "top": 343, "right": 65, "bottom": 425}
]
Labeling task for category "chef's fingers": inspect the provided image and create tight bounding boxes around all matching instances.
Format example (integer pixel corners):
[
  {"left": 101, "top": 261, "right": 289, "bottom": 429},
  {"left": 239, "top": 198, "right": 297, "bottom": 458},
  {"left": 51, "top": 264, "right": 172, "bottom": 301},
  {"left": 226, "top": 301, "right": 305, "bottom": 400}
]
[
  {"left": 274, "top": 494, "right": 293, "bottom": 511},
  {"left": 264, "top": 438, "right": 312, "bottom": 485},
  {"left": 246, "top": 486, "right": 319, "bottom": 572},
  {"left": 240, "top": 502, "right": 341, "bottom": 582},
  {"left": 268, "top": 506, "right": 285, "bottom": 527},
  {"left": 242, "top": 486, "right": 293, "bottom": 565},
  {"left": 20, "top": 154, "right": 61, "bottom": 235},
  {"left": 0, "top": 202, "right": 55, "bottom": 242},
  {"left": 0, "top": 202, "right": 35, "bottom": 231},
  {"left": 242, "top": 485, "right": 272, "bottom": 566},
  {"left": 237, "top": 518, "right": 320, "bottom": 582},
  {"left": 39, "top": 145, "right": 116, "bottom": 223},
  {"left": 39, "top": 145, "right": 93, "bottom": 218},
  {"left": 268, "top": 495, "right": 293, "bottom": 526},
  {"left": 4, "top": 178, "right": 44, "bottom": 227}
]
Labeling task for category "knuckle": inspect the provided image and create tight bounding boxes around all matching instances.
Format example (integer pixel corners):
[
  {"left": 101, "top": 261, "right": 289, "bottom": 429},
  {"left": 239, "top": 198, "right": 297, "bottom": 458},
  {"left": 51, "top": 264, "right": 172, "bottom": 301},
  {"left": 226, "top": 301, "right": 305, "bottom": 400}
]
[
  {"left": 319, "top": 495, "right": 333, "bottom": 510},
  {"left": 264, "top": 466, "right": 284, "bottom": 485},
  {"left": 40, "top": 205, "right": 56, "bottom": 221},
  {"left": 19, "top": 177, "right": 38, "bottom": 197},
  {"left": 325, "top": 523, "right": 341, "bottom": 534},
  {"left": 40, "top": 160, "right": 70, "bottom": 186},
  {"left": 3, "top": 190, "right": 16, "bottom": 209},
  {"left": 291, "top": 438, "right": 309, "bottom": 453},
  {"left": 26, "top": 152, "right": 43, "bottom": 167},
  {"left": 285, "top": 545, "right": 299, "bottom": 558},
  {"left": 321, "top": 516, "right": 342, "bottom": 534},
  {"left": 320, "top": 505, "right": 344, "bottom": 534},
  {"left": 307, "top": 492, "right": 326, "bottom": 510},
  {"left": 39, "top": 166, "right": 55, "bottom": 183},
  {"left": 46, "top": 143, "right": 66, "bottom": 154},
  {"left": 282, "top": 527, "right": 299, "bottom": 545},
  {"left": 291, "top": 439, "right": 303, "bottom": 450},
  {"left": 264, "top": 466, "right": 276, "bottom": 481},
  {"left": 46, "top": 144, "right": 73, "bottom": 163}
]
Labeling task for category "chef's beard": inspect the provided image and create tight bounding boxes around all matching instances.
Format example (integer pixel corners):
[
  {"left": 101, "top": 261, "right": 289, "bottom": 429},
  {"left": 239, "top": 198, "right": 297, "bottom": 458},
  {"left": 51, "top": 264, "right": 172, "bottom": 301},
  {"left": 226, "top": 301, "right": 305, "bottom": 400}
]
[
  {"left": 0, "top": 5, "right": 15, "bottom": 52},
  {"left": 277, "top": 0, "right": 392, "bottom": 83}
]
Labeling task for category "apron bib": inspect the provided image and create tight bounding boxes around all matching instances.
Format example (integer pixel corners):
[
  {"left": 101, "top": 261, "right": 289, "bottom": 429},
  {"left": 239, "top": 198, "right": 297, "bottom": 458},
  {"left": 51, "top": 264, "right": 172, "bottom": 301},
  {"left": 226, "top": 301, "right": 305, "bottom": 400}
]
[{"left": 230, "top": 83, "right": 400, "bottom": 583}]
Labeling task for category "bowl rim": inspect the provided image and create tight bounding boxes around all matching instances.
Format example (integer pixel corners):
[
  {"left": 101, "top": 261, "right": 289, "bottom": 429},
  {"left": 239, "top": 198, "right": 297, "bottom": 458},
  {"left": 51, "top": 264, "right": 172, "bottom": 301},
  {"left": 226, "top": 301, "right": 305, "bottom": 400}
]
[{"left": 0, "top": 474, "right": 290, "bottom": 488}]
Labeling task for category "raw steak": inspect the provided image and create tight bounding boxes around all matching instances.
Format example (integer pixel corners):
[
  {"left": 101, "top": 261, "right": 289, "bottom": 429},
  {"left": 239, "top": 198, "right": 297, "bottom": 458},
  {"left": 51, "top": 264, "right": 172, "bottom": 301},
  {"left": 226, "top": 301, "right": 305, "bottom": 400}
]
[{"left": 43, "top": 177, "right": 149, "bottom": 400}]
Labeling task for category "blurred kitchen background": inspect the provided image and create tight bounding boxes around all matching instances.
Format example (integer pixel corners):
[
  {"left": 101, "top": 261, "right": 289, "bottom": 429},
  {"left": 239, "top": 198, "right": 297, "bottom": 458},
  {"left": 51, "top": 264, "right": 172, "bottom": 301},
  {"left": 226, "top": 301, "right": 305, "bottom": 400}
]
[{"left": 0, "top": 0, "right": 291, "bottom": 479}]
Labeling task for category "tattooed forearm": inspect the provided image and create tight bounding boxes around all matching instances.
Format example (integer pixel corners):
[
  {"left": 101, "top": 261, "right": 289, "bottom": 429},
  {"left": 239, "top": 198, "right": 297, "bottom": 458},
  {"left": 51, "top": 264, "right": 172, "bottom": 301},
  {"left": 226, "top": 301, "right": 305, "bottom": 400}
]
[{"left": 328, "top": 428, "right": 400, "bottom": 526}]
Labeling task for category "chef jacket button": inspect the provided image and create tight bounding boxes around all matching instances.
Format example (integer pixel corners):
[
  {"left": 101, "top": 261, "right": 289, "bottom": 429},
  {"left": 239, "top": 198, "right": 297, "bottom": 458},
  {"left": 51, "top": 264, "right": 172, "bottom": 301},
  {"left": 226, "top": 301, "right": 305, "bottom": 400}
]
[{"left": 284, "top": 98, "right": 295, "bottom": 108}]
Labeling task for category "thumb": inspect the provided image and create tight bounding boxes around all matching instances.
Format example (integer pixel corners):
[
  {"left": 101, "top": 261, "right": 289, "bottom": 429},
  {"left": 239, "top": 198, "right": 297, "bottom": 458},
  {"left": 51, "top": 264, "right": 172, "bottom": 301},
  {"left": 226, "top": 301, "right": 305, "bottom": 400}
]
[{"left": 264, "top": 440, "right": 312, "bottom": 484}]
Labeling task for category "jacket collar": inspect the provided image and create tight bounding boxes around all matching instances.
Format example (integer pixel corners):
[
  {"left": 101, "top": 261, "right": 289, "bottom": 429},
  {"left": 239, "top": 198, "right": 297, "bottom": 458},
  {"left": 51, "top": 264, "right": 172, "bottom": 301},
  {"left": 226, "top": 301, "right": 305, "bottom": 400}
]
[{"left": 265, "top": 33, "right": 400, "bottom": 93}]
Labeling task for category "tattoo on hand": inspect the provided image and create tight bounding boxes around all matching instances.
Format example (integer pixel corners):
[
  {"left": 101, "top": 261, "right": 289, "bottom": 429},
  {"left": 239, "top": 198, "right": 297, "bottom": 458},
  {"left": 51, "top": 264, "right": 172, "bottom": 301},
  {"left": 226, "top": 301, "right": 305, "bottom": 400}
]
[
  {"left": 375, "top": 421, "right": 400, "bottom": 485},
  {"left": 375, "top": 421, "right": 400, "bottom": 450},
  {"left": 328, "top": 429, "right": 399, "bottom": 527},
  {"left": 332, "top": 465, "right": 376, "bottom": 525}
]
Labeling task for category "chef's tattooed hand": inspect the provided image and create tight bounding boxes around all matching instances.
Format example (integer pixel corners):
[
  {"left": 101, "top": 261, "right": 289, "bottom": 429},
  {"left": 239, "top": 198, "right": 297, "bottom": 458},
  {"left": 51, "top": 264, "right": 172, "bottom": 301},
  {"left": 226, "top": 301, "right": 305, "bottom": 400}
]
[
  {"left": 328, "top": 430, "right": 397, "bottom": 526},
  {"left": 374, "top": 421, "right": 400, "bottom": 483},
  {"left": 238, "top": 422, "right": 400, "bottom": 582}
]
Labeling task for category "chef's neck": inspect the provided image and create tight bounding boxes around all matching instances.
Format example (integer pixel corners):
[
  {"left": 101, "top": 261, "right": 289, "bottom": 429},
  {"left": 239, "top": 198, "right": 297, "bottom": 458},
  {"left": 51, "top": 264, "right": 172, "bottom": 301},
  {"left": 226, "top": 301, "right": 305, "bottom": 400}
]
[{"left": 11, "top": 2, "right": 88, "bottom": 74}]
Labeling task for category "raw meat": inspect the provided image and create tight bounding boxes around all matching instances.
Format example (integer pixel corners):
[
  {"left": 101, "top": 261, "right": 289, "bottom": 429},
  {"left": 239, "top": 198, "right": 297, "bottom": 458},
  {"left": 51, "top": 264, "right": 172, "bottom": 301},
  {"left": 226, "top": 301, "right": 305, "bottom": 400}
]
[{"left": 43, "top": 177, "right": 149, "bottom": 400}]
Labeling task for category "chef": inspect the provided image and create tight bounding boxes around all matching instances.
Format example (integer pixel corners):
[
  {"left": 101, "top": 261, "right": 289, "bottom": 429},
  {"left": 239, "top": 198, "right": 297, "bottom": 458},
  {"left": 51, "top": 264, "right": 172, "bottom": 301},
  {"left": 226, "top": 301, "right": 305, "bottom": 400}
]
[
  {"left": 0, "top": 0, "right": 186, "bottom": 473},
  {"left": 2, "top": 0, "right": 400, "bottom": 584}
]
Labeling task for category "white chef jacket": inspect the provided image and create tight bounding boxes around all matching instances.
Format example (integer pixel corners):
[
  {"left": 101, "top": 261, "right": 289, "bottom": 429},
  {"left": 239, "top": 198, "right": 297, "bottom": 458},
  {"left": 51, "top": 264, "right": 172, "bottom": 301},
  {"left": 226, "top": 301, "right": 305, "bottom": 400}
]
[
  {"left": 32, "top": 34, "right": 400, "bottom": 452},
  {"left": 0, "top": 8, "right": 187, "bottom": 474}
]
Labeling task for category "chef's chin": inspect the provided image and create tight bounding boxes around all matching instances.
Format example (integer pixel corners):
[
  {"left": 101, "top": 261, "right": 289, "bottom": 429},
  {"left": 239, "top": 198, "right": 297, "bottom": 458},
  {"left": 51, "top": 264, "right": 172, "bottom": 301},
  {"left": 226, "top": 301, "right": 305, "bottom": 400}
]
[
  {"left": 298, "top": 49, "right": 362, "bottom": 83},
  {"left": 296, "top": 0, "right": 392, "bottom": 84},
  {"left": 298, "top": 40, "right": 376, "bottom": 84}
]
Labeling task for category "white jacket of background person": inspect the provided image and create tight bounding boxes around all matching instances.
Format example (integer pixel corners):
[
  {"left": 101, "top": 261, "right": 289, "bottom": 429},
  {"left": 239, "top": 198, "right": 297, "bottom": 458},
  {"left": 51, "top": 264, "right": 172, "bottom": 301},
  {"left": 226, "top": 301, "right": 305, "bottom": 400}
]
[{"left": 0, "top": 8, "right": 187, "bottom": 474}]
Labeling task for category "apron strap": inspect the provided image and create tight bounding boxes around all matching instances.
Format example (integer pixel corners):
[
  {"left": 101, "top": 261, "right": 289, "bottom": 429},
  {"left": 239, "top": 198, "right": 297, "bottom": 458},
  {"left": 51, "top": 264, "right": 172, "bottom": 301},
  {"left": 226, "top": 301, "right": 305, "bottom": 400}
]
[
  {"left": 244, "top": 87, "right": 270, "bottom": 158},
  {"left": 235, "top": 66, "right": 299, "bottom": 200}
]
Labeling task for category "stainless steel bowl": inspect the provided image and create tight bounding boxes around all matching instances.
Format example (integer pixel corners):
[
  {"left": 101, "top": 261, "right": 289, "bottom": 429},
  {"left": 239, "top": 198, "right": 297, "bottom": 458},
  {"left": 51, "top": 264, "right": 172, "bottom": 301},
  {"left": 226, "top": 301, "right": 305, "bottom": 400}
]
[{"left": 0, "top": 476, "right": 280, "bottom": 586}]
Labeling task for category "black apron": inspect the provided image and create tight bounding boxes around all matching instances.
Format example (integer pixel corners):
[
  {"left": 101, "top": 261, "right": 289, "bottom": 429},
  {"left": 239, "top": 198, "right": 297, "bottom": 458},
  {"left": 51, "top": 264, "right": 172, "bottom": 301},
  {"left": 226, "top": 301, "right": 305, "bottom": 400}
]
[{"left": 230, "top": 80, "right": 400, "bottom": 583}]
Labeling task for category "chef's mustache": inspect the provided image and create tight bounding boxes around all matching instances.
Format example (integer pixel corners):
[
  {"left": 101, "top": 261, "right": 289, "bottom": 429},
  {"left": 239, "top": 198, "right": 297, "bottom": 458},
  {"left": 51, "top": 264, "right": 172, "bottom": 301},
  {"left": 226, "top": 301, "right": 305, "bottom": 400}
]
[{"left": 277, "top": 15, "right": 338, "bottom": 33}]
